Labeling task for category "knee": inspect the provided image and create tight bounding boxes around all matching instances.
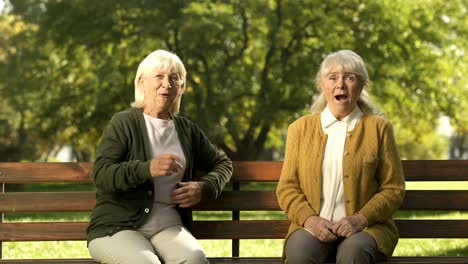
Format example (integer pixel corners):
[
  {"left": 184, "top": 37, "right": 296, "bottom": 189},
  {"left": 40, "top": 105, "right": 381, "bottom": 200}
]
[
  {"left": 284, "top": 251, "right": 312, "bottom": 264},
  {"left": 337, "top": 237, "right": 376, "bottom": 263},
  {"left": 183, "top": 249, "right": 208, "bottom": 264},
  {"left": 284, "top": 231, "right": 322, "bottom": 264},
  {"left": 284, "top": 245, "right": 305, "bottom": 263}
]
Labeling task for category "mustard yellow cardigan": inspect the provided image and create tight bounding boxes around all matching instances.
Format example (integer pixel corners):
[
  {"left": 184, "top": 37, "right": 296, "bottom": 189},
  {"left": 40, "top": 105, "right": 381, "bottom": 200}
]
[{"left": 276, "top": 113, "right": 405, "bottom": 256}]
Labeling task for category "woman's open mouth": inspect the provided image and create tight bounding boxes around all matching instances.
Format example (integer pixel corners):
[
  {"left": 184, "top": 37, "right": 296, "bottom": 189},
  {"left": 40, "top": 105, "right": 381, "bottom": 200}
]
[{"left": 335, "top": 95, "right": 348, "bottom": 102}]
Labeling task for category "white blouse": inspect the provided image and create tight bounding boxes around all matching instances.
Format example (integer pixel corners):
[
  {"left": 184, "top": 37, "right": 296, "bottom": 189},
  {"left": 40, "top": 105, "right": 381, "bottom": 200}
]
[
  {"left": 320, "top": 106, "right": 362, "bottom": 221},
  {"left": 138, "top": 114, "right": 187, "bottom": 236}
]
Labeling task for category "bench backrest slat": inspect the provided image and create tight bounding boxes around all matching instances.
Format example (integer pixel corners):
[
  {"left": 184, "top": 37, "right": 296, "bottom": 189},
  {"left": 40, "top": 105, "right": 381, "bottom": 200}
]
[
  {"left": 0, "top": 222, "right": 88, "bottom": 241},
  {"left": 0, "top": 162, "right": 93, "bottom": 183},
  {"left": 2, "top": 220, "right": 468, "bottom": 241},
  {"left": 2, "top": 190, "right": 468, "bottom": 213},
  {"left": 0, "top": 192, "right": 95, "bottom": 212},
  {"left": 401, "top": 190, "right": 468, "bottom": 211},
  {"left": 1, "top": 160, "right": 468, "bottom": 183},
  {"left": 402, "top": 160, "right": 468, "bottom": 181}
]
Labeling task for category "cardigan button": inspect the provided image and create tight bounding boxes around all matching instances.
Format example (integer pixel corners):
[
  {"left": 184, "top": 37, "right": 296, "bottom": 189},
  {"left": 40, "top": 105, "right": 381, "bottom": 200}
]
[
  {"left": 144, "top": 208, "right": 150, "bottom": 213},
  {"left": 147, "top": 190, "right": 153, "bottom": 196}
]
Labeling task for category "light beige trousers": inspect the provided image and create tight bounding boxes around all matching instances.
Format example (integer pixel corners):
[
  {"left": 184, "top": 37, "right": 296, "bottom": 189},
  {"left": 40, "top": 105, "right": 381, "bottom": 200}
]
[{"left": 88, "top": 225, "right": 208, "bottom": 264}]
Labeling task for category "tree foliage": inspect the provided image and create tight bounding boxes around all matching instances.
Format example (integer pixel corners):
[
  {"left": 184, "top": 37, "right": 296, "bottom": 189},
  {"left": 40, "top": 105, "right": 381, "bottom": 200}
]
[{"left": 0, "top": 0, "right": 466, "bottom": 161}]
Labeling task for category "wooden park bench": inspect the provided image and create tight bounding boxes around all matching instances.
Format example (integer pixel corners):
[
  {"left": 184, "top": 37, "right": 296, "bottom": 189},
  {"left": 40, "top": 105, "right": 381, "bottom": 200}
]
[{"left": 0, "top": 160, "right": 467, "bottom": 263}]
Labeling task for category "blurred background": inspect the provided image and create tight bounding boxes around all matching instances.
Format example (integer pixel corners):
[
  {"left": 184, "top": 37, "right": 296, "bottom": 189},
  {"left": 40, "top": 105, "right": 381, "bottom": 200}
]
[{"left": 0, "top": 0, "right": 467, "bottom": 162}]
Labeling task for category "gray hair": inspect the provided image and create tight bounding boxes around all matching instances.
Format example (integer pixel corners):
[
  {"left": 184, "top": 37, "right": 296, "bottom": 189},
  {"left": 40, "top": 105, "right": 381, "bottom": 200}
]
[
  {"left": 131, "top": 49, "right": 187, "bottom": 114},
  {"left": 310, "top": 50, "right": 380, "bottom": 115}
]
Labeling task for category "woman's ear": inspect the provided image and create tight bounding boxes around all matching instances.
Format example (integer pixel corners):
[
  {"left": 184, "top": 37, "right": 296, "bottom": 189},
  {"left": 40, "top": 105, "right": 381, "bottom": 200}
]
[
  {"left": 138, "top": 76, "right": 145, "bottom": 87},
  {"left": 179, "top": 81, "right": 186, "bottom": 95}
]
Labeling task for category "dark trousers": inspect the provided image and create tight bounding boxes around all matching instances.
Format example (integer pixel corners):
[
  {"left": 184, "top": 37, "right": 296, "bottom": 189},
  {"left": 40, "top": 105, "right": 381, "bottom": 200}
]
[{"left": 284, "top": 229, "right": 386, "bottom": 264}]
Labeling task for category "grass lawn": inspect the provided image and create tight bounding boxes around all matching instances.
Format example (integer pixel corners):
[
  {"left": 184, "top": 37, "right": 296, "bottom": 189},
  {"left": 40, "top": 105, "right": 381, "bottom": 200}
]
[{"left": 2, "top": 181, "right": 467, "bottom": 259}]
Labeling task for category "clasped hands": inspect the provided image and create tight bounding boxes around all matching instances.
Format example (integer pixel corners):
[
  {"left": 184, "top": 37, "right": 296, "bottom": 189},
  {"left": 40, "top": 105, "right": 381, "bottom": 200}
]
[
  {"left": 304, "top": 214, "right": 368, "bottom": 242},
  {"left": 149, "top": 153, "right": 202, "bottom": 208}
]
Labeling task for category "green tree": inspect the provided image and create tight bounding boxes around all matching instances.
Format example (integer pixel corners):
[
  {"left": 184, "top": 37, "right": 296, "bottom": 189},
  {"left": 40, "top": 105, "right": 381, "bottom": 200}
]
[{"left": 1, "top": 0, "right": 466, "bottom": 161}]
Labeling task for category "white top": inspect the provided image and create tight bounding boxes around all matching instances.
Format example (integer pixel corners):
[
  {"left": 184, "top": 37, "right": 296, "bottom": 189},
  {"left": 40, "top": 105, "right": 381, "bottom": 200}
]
[
  {"left": 138, "top": 114, "right": 186, "bottom": 236},
  {"left": 320, "top": 106, "right": 362, "bottom": 221}
]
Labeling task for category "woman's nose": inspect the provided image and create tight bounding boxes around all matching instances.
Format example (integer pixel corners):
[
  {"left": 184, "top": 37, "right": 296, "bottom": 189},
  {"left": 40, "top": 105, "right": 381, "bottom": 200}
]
[
  {"left": 336, "top": 78, "right": 345, "bottom": 89},
  {"left": 162, "top": 76, "right": 172, "bottom": 88}
]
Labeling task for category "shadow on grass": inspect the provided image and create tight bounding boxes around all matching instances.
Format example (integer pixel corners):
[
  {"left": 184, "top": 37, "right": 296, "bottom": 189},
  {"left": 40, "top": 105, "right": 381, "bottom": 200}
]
[{"left": 445, "top": 246, "right": 468, "bottom": 256}]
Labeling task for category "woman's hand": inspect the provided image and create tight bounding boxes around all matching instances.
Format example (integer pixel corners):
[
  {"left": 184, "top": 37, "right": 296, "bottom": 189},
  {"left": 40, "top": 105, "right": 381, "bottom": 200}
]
[
  {"left": 171, "top": 181, "right": 202, "bottom": 208},
  {"left": 150, "top": 154, "right": 183, "bottom": 177},
  {"left": 304, "top": 216, "right": 338, "bottom": 242},
  {"left": 331, "top": 213, "right": 368, "bottom": 238}
]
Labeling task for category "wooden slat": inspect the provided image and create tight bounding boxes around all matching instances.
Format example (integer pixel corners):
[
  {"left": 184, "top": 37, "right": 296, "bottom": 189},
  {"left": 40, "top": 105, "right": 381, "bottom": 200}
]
[
  {"left": 231, "top": 161, "right": 283, "bottom": 182},
  {"left": 230, "top": 160, "right": 468, "bottom": 182},
  {"left": 399, "top": 190, "right": 468, "bottom": 210},
  {"left": 1, "top": 220, "right": 468, "bottom": 242},
  {"left": 0, "top": 192, "right": 95, "bottom": 213},
  {"left": 1, "top": 160, "right": 468, "bottom": 184},
  {"left": 0, "top": 222, "right": 88, "bottom": 241},
  {"left": 194, "top": 220, "right": 468, "bottom": 239},
  {"left": 203, "top": 190, "right": 468, "bottom": 211},
  {"left": 192, "top": 220, "right": 289, "bottom": 239},
  {"left": 0, "top": 162, "right": 93, "bottom": 183},
  {"left": 396, "top": 220, "right": 468, "bottom": 238},
  {"left": 402, "top": 160, "right": 468, "bottom": 181},
  {"left": 2, "top": 190, "right": 468, "bottom": 213},
  {"left": 195, "top": 190, "right": 279, "bottom": 210},
  {"left": 0, "top": 221, "right": 288, "bottom": 241}
]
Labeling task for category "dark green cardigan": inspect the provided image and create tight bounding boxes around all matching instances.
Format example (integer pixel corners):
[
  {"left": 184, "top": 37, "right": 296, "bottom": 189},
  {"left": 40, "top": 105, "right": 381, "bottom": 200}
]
[{"left": 86, "top": 108, "right": 233, "bottom": 244}]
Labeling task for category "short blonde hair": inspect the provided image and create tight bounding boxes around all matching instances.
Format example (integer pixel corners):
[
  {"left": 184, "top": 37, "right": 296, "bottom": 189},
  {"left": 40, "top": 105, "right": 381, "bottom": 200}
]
[
  {"left": 310, "top": 50, "right": 380, "bottom": 114},
  {"left": 131, "top": 49, "right": 187, "bottom": 114}
]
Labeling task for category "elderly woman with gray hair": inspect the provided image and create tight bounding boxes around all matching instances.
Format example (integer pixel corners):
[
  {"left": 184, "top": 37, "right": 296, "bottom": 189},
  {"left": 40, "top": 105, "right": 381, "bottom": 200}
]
[
  {"left": 87, "top": 49, "right": 232, "bottom": 264},
  {"left": 276, "top": 50, "right": 405, "bottom": 264}
]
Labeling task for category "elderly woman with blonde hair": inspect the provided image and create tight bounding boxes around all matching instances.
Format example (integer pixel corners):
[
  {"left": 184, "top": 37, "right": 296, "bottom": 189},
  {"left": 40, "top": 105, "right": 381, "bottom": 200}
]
[
  {"left": 87, "top": 49, "right": 232, "bottom": 264},
  {"left": 277, "top": 50, "right": 405, "bottom": 264}
]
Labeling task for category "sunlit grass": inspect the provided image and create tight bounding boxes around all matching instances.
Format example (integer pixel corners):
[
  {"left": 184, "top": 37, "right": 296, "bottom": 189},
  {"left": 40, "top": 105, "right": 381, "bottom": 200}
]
[
  {"left": 4, "top": 238, "right": 467, "bottom": 259},
  {"left": 406, "top": 181, "right": 468, "bottom": 190}
]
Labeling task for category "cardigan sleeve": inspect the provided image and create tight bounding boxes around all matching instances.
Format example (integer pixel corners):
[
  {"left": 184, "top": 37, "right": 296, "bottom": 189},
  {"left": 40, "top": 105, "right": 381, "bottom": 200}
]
[
  {"left": 276, "top": 121, "right": 318, "bottom": 227},
  {"left": 92, "top": 112, "right": 152, "bottom": 192},
  {"left": 357, "top": 121, "right": 406, "bottom": 226},
  {"left": 191, "top": 122, "right": 233, "bottom": 201}
]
